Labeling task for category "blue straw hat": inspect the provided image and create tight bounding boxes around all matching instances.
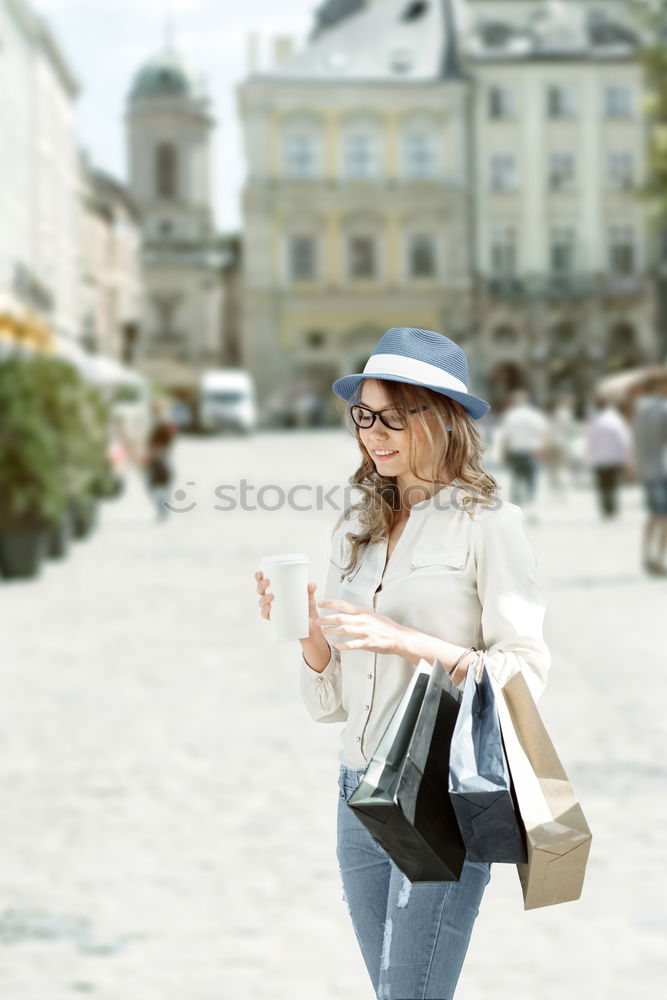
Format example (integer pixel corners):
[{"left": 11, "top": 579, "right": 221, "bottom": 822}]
[{"left": 332, "top": 327, "right": 491, "bottom": 420}]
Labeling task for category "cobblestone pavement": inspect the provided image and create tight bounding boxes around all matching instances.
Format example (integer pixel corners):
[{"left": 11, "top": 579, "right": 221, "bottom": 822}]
[{"left": 1, "top": 429, "right": 665, "bottom": 1000}]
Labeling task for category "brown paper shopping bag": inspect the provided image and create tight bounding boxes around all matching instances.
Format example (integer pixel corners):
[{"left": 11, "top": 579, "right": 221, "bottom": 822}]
[{"left": 491, "top": 671, "right": 592, "bottom": 910}]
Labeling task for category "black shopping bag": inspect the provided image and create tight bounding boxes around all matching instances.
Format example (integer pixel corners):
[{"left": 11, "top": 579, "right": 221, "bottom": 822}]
[
  {"left": 448, "top": 660, "right": 527, "bottom": 864},
  {"left": 348, "top": 658, "right": 465, "bottom": 882}
]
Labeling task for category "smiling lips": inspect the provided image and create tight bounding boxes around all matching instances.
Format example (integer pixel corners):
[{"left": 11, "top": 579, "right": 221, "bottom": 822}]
[{"left": 373, "top": 449, "right": 398, "bottom": 461}]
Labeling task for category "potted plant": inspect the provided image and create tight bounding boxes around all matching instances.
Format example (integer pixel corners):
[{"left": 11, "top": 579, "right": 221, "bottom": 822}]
[
  {"left": 31, "top": 356, "right": 111, "bottom": 541},
  {"left": 0, "top": 357, "right": 67, "bottom": 578}
]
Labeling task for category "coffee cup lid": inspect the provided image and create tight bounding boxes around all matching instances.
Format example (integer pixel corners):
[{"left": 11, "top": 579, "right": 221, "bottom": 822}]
[{"left": 261, "top": 553, "right": 309, "bottom": 566}]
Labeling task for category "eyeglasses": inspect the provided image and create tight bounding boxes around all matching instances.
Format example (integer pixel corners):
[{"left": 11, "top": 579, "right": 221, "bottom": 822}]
[{"left": 350, "top": 404, "right": 430, "bottom": 431}]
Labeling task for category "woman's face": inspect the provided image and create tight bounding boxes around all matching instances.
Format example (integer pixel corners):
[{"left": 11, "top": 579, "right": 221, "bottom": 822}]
[{"left": 357, "top": 380, "right": 442, "bottom": 499}]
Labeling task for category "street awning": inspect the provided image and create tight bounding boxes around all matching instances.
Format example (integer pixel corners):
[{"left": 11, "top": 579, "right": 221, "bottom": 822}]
[
  {"left": 594, "top": 365, "right": 667, "bottom": 403},
  {"left": 0, "top": 293, "right": 55, "bottom": 352}
]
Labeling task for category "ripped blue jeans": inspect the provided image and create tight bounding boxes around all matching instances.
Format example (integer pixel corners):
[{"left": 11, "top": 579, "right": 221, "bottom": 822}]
[{"left": 337, "top": 764, "right": 491, "bottom": 1000}]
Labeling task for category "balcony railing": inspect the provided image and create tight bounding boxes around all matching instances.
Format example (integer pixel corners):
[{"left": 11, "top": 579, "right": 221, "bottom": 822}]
[{"left": 483, "top": 273, "right": 646, "bottom": 301}]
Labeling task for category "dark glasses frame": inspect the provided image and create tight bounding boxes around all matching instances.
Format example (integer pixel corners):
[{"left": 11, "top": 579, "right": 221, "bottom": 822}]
[{"left": 350, "top": 404, "right": 430, "bottom": 430}]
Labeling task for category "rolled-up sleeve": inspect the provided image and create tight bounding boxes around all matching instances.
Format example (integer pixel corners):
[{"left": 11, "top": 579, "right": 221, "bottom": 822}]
[
  {"left": 473, "top": 503, "right": 551, "bottom": 700},
  {"left": 299, "top": 525, "right": 348, "bottom": 724},
  {"left": 299, "top": 643, "right": 347, "bottom": 723}
]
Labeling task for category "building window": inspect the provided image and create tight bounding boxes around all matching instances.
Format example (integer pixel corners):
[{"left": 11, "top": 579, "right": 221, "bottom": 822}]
[
  {"left": 549, "top": 227, "right": 577, "bottom": 276},
  {"left": 490, "top": 154, "right": 519, "bottom": 192},
  {"left": 549, "top": 153, "right": 576, "bottom": 191},
  {"left": 402, "top": 1, "right": 429, "bottom": 21},
  {"left": 408, "top": 234, "right": 436, "bottom": 278},
  {"left": 480, "top": 21, "right": 514, "bottom": 48},
  {"left": 608, "top": 226, "right": 636, "bottom": 275},
  {"left": 605, "top": 85, "right": 633, "bottom": 119},
  {"left": 156, "top": 143, "right": 178, "bottom": 199},
  {"left": 607, "top": 152, "right": 634, "bottom": 191},
  {"left": 284, "top": 134, "right": 318, "bottom": 179},
  {"left": 344, "top": 133, "right": 378, "bottom": 180},
  {"left": 546, "top": 86, "right": 575, "bottom": 119},
  {"left": 488, "top": 86, "right": 516, "bottom": 120},
  {"left": 288, "top": 235, "right": 317, "bottom": 280},
  {"left": 404, "top": 133, "right": 435, "bottom": 179},
  {"left": 305, "top": 330, "right": 325, "bottom": 349},
  {"left": 349, "top": 236, "right": 376, "bottom": 278},
  {"left": 490, "top": 226, "right": 517, "bottom": 277}
]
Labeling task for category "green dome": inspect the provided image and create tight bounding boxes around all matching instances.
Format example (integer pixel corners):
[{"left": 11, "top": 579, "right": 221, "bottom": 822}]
[{"left": 130, "top": 49, "right": 198, "bottom": 100}]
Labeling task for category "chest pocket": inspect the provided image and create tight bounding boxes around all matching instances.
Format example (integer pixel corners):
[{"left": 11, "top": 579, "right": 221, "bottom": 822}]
[{"left": 410, "top": 546, "right": 468, "bottom": 572}]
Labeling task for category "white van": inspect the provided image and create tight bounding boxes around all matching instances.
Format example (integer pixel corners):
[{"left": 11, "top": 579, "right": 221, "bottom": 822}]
[{"left": 198, "top": 368, "right": 258, "bottom": 433}]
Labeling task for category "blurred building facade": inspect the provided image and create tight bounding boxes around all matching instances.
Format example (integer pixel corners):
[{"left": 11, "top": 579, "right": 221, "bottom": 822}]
[
  {"left": 126, "top": 48, "right": 225, "bottom": 391},
  {"left": 239, "top": 0, "right": 475, "bottom": 421},
  {"left": 463, "top": 0, "right": 654, "bottom": 407},
  {"left": 239, "top": 0, "right": 659, "bottom": 419},
  {"left": 0, "top": 0, "right": 80, "bottom": 342},
  {"left": 79, "top": 159, "right": 143, "bottom": 362}
]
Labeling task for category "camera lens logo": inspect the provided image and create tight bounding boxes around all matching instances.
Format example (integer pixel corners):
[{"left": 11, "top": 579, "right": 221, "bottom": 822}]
[{"left": 164, "top": 482, "right": 198, "bottom": 513}]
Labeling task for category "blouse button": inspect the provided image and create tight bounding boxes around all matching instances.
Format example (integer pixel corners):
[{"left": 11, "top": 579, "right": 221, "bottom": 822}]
[
  {"left": 356, "top": 736, "right": 361, "bottom": 743},
  {"left": 364, "top": 704, "right": 370, "bottom": 711},
  {"left": 367, "top": 673, "right": 372, "bottom": 680}
]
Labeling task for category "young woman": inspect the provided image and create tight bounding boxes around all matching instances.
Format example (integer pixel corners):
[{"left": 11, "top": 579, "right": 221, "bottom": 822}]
[{"left": 255, "top": 327, "right": 551, "bottom": 999}]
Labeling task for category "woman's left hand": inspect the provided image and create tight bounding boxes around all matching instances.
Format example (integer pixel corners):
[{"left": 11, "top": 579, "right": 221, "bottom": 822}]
[{"left": 317, "top": 599, "right": 411, "bottom": 656}]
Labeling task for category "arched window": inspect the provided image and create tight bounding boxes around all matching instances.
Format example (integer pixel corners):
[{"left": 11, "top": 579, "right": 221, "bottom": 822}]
[
  {"left": 283, "top": 114, "right": 322, "bottom": 179},
  {"left": 608, "top": 323, "right": 636, "bottom": 352},
  {"left": 341, "top": 114, "right": 383, "bottom": 180},
  {"left": 549, "top": 322, "right": 577, "bottom": 354},
  {"left": 156, "top": 143, "right": 178, "bottom": 199},
  {"left": 400, "top": 113, "right": 439, "bottom": 180}
]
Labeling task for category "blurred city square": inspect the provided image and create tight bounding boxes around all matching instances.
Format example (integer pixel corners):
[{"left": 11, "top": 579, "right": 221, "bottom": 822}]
[
  {"left": 1, "top": 429, "right": 667, "bottom": 999},
  {"left": 2, "top": 0, "right": 667, "bottom": 997}
]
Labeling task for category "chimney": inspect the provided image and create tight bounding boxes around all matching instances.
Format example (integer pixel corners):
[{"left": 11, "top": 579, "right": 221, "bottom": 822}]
[
  {"left": 273, "top": 36, "right": 294, "bottom": 66},
  {"left": 247, "top": 33, "right": 260, "bottom": 73}
]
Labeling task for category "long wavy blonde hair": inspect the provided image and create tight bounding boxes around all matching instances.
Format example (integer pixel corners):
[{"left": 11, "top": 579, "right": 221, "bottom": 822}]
[{"left": 334, "top": 378, "right": 498, "bottom": 577}]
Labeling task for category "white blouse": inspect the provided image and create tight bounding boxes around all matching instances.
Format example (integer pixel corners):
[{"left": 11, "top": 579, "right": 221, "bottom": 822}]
[{"left": 299, "top": 484, "right": 551, "bottom": 770}]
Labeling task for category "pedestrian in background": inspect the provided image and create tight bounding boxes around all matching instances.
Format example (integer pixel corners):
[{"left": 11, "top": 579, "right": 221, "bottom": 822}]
[
  {"left": 495, "top": 388, "right": 549, "bottom": 520},
  {"left": 143, "top": 398, "right": 178, "bottom": 521},
  {"left": 633, "top": 376, "right": 667, "bottom": 575},
  {"left": 586, "top": 395, "right": 632, "bottom": 519},
  {"left": 545, "top": 394, "right": 577, "bottom": 495},
  {"left": 255, "top": 328, "right": 550, "bottom": 1000}
]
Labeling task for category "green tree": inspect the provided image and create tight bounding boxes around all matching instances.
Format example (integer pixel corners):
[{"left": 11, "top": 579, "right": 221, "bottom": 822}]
[{"left": 632, "top": 1, "right": 667, "bottom": 220}]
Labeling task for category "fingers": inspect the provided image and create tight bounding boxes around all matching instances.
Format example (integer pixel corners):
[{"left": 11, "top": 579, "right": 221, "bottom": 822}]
[
  {"left": 318, "top": 599, "right": 364, "bottom": 614},
  {"left": 254, "top": 570, "right": 273, "bottom": 620}
]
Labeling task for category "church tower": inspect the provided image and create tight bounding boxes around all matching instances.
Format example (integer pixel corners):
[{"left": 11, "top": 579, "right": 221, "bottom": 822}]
[{"left": 126, "top": 45, "right": 223, "bottom": 382}]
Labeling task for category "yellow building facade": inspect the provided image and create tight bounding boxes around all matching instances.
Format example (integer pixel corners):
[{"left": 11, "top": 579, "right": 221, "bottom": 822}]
[{"left": 238, "top": 1, "right": 474, "bottom": 421}]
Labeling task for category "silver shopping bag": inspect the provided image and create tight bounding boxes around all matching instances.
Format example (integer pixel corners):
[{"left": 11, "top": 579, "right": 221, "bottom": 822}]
[{"left": 448, "top": 660, "right": 527, "bottom": 863}]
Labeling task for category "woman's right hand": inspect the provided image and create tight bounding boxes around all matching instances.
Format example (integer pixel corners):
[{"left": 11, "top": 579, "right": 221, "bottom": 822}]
[
  {"left": 254, "top": 571, "right": 322, "bottom": 636},
  {"left": 254, "top": 572, "right": 331, "bottom": 671}
]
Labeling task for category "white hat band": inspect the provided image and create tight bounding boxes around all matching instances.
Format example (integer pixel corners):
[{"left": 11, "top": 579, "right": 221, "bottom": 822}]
[{"left": 363, "top": 353, "right": 468, "bottom": 394}]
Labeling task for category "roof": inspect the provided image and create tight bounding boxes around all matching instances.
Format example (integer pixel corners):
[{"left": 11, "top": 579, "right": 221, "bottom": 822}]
[
  {"left": 254, "top": 0, "right": 465, "bottom": 83},
  {"left": 130, "top": 48, "right": 203, "bottom": 100},
  {"left": 311, "top": 0, "right": 367, "bottom": 38},
  {"left": 464, "top": 0, "right": 641, "bottom": 62}
]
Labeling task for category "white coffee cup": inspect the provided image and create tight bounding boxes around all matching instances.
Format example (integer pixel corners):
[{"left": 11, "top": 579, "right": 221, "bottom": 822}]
[{"left": 260, "top": 553, "right": 310, "bottom": 641}]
